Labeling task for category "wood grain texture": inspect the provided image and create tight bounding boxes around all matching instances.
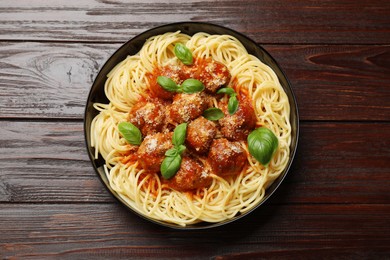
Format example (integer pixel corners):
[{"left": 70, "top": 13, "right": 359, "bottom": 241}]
[
  {"left": 0, "top": 120, "right": 111, "bottom": 203},
  {"left": 0, "top": 42, "right": 389, "bottom": 120},
  {"left": 1, "top": 121, "right": 389, "bottom": 205},
  {"left": 0, "top": 0, "right": 389, "bottom": 44},
  {"left": 0, "top": 203, "right": 389, "bottom": 259},
  {"left": 0, "top": 0, "right": 389, "bottom": 258},
  {"left": 0, "top": 42, "right": 115, "bottom": 119},
  {"left": 268, "top": 45, "right": 390, "bottom": 121}
]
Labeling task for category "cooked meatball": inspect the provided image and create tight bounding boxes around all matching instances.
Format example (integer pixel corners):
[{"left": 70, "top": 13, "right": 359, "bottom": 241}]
[
  {"left": 208, "top": 138, "right": 247, "bottom": 177},
  {"left": 219, "top": 94, "right": 257, "bottom": 141},
  {"left": 186, "top": 116, "right": 217, "bottom": 154},
  {"left": 137, "top": 132, "right": 173, "bottom": 172},
  {"left": 167, "top": 92, "right": 211, "bottom": 124},
  {"left": 199, "top": 59, "right": 231, "bottom": 93},
  {"left": 148, "top": 65, "right": 182, "bottom": 100},
  {"left": 183, "top": 58, "right": 230, "bottom": 93},
  {"left": 166, "top": 156, "right": 212, "bottom": 192},
  {"left": 160, "top": 65, "right": 183, "bottom": 84},
  {"left": 128, "top": 99, "right": 166, "bottom": 136}
]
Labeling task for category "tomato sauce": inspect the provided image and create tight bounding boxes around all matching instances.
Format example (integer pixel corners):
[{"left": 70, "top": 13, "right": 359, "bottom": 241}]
[{"left": 120, "top": 56, "right": 257, "bottom": 192}]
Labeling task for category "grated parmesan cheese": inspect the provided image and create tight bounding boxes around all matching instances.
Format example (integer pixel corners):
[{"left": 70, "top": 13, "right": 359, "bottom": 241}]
[{"left": 146, "top": 137, "right": 158, "bottom": 153}]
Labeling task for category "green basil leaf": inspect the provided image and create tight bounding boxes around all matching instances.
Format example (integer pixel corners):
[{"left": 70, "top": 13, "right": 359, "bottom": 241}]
[
  {"left": 161, "top": 154, "right": 182, "bottom": 179},
  {"left": 157, "top": 76, "right": 179, "bottom": 92},
  {"left": 118, "top": 122, "right": 142, "bottom": 145},
  {"left": 247, "top": 127, "right": 279, "bottom": 167},
  {"left": 203, "top": 107, "right": 224, "bottom": 121},
  {"left": 217, "top": 87, "right": 235, "bottom": 96},
  {"left": 228, "top": 95, "right": 239, "bottom": 115},
  {"left": 181, "top": 79, "right": 205, "bottom": 94},
  {"left": 165, "top": 148, "right": 179, "bottom": 157},
  {"left": 176, "top": 144, "right": 186, "bottom": 155},
  {"left": 172, "top": 123, "right": 187, "bottom": 146},
  {"left": 165, "top": 145, "right": 186, "bottom": 157},
  {"left": 174, "top": 43, "right": 193, "bottom": 65}
]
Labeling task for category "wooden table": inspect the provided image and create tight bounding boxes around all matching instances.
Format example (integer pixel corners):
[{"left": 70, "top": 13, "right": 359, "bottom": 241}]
[{"left": 1, "top": 1, "right": 389, "bottom": 259}]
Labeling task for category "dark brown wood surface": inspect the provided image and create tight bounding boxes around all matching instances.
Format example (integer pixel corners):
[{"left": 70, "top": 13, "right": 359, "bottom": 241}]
[{"left": 0, "top": 0, "right": 389, "bottom": 259}]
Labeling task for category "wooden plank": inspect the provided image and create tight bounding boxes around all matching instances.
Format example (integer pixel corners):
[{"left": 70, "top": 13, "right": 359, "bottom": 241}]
[
  {"left": 0, "top": 203, "right": 389, "bottom": 258},
  {"left": 1, "top": 121, "right": 389, "bottom": 204},
  {"left": 0, "top": 42, "right": 389, "bottom": 121},
  {"left": 0, "top": 120, "right": 113, "bottom": 203},
  {"left": 268, "top": 45, "right": 390, "bottom": 121},
  {"left": 280, "top": 121, "right": 390, "bottom": 204},
  {"left": 0, "top": 42, "right": 116, "bottom": 119},
  {"left": 0, "top": 0, "right": 389, "bottom": 44}
]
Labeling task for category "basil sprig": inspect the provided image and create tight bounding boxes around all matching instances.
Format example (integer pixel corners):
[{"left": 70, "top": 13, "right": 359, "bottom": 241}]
[
  {"left": 118, "top": 122, "right": 142, "bottom": 145},
  {"left": 217, "top": 87, "right": 239, "bottom": 115},
  {"left": 161, "top": 123, "right": 188, "bottom": 179},
  {"left": 181, "top": 79, "right": 204, "bottom": 94},
  {"left": 172, "top": 123, "right": 187, "bottom": 146},
  {"left": 217, "top": 87, "right": 235, "bottom": 95},
  {"left": 203, "top": 107, "right": 224, "bottom": 121},
  {"left": 156, "top": 76, "right": 177, "bottom": 92},
  {"left": 157, "top": 76, "right": 204, "bottom": 94},
  {"left": 247, "top": 127, "right": 279, "bottom": 167},
  {"left": 228, "top": 95, "right": 239, "bottom": 115},
  {"left": 160, "top": 155, "right": 182, "bottom": 179},
  {"left": 174, "top": 43, "right": 193, "bottom": 65}
]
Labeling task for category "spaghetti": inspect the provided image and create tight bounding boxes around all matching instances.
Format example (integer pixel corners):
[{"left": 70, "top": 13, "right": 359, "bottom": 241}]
[{"left": 91, "top": 31, "right": 291, "bottom": 226}]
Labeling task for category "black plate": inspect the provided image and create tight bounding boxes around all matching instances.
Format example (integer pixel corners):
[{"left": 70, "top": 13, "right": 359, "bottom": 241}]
[{"left": 84, "top": 22, "right": 299, "bottom": 229}]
